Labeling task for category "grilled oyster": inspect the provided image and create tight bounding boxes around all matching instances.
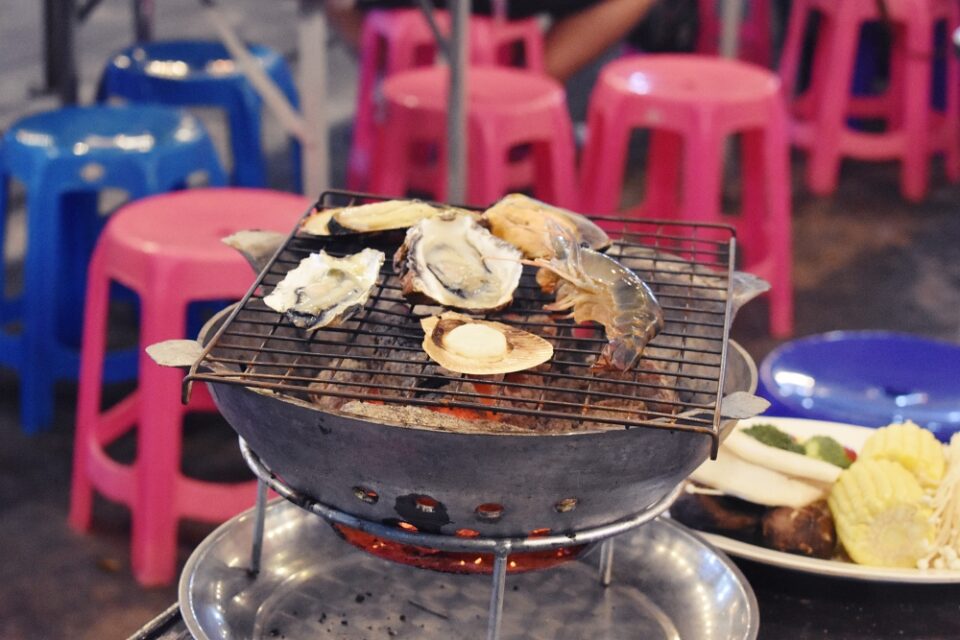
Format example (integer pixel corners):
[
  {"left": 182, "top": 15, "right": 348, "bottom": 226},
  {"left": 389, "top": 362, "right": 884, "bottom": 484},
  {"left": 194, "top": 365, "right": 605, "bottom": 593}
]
[
  {"left": 394, "top": 212, "right": 523, "bottom": 311},
  {"left": 301, "top": 199, "right": 452, "bottom": 236},
  {"left": 264, "top": 248, "right": 384, "bottom": 331},
  {"left": 483, "top": 193, "right": 610, "bottom": 259},
  {"left": 421, "top": 312, "right": 553, "bottom": 375}
]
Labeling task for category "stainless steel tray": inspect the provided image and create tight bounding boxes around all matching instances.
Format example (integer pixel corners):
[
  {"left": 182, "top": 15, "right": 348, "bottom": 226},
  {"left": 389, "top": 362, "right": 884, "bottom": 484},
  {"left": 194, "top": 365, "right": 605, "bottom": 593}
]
[{"left": 180, "top": 499, "right": 759, "bottom": 639}]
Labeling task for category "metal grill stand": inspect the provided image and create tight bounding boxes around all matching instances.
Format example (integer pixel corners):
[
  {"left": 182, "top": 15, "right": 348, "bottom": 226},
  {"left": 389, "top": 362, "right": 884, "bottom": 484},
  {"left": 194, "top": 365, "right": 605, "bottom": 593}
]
[{"left": 240, "top": 438, "right": 683, "bottom": 640}]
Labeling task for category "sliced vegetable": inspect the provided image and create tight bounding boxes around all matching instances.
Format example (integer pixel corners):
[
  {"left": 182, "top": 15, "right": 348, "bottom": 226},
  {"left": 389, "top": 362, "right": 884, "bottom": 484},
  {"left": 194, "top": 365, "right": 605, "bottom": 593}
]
[
  {"left": 741, "top": 423, "right": 805, "bottom": 454},
  {"left": 804, "top": 435, "right": 853, "bottom": 469}
]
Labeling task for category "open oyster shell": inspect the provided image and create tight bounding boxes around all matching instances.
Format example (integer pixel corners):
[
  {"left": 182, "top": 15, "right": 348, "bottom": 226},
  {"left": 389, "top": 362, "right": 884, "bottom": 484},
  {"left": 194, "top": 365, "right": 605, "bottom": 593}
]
[
  {"left": 420, "top": 312, "right": 554, "bottom": 375},
  {"left": 483, "top": 193, "right": 611, "bottom": 259},
  {"left": 264, "top": 248, "right": 384, "bottom": 330},
  {"left": 301, "top": 199, "right": 457, "bottom": 235},
  {"left": 394, "top": 212, "right": 523, "bottom": 311}
]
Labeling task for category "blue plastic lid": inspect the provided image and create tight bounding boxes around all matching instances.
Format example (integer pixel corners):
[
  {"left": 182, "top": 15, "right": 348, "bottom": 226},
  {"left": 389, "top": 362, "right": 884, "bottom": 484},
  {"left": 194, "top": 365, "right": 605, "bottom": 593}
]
[{"left": 758, "top": 331, "right": 960, "bottom": 442}]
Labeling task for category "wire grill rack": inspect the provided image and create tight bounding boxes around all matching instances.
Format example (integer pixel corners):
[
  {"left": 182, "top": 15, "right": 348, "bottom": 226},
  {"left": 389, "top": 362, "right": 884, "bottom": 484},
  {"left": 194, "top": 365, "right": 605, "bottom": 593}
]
[{"left": 185, "top": 190, "right": 738, "bottom": 445}]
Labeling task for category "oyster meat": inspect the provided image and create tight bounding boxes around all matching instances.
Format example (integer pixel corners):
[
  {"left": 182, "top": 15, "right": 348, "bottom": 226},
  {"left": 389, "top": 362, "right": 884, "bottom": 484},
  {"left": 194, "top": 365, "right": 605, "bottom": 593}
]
[
  {"left": 394, "top": 212, "right": 523, "bottom": 311},
  {"left": 301, "top": 199, "right": 458, "bottom": 236},
  {"left": 421, "top": 312, "right": 554, "bottom": 375},
  {"left": 483, "top": 193, "right": 610, "bottom": 259},
  {"left": 264, "top": 248, "right": 385, "bottom": 331}
]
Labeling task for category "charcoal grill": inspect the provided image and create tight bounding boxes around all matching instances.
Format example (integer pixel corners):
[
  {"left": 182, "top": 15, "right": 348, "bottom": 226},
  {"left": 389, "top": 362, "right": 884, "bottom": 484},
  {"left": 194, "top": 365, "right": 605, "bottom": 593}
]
[
  {"left": 176, "top": 189, "right": 761, "bottom": 540},
  {"left": 164, "top": 190, "right": 764, "bottom": 640}
]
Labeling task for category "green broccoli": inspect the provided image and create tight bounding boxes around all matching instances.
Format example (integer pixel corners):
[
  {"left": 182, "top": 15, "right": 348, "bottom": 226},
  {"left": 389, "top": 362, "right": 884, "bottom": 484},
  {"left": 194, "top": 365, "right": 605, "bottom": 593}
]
[
  {"left": 803, "top": 435, "right": 853, "bottom": 468},
  {"left": 741, "top": 423, "right": 805, "bottom": 454}
]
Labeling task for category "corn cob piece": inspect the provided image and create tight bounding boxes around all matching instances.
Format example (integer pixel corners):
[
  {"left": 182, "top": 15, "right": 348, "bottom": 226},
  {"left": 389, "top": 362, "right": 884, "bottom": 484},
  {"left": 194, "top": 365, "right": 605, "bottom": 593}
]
[
  {"left": 828, "top": 459, "right": 934, "bottom": 568},
  {"left": 859, "top": 421, "right": 945, "bottom": 489}
]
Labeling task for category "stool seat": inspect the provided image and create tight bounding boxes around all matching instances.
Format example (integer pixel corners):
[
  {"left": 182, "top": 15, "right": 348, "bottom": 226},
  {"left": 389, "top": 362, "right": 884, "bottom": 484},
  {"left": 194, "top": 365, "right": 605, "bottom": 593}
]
[
  {"left": 100, "top": 40, "right": 301, "bottom": 189},
  {"left": 371, "top": 66, "right": 577, "bottom": 207},
  {"left": 0, "top": 104, "right": 226, "bottom": 433},
  {"left": 69, "top": 187, "right": 311, "bottom": 586},
  {"left": 600, "top": 55, "right": 779, "bottom": 105},
  {"left": 579, "top": 54, "right": 793, "bottom": 338},
  {"left": 2, "top": 105, "right": 220, "bottom": 189},
  {"left": 385, "top": 65, "right": 562, "bottom": 113}
]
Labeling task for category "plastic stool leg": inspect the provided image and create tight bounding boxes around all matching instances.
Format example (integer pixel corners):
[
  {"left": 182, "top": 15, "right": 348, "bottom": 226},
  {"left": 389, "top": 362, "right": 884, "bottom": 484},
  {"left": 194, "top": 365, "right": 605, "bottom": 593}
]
[
  {"left": 20, "top": 184, "right": 62, "bottom": 432},
  {"left": 130, "top": 294, "right": 188, "bottom": 586},
  {"left": 579, "top": 105, "right": 631, "bottom": 215},
  {"left": 900, "top": 23, "right": 933, "bottom": 202},
  {"left": 777, "top": 0, "right": 807, "bottom": 102},
  {"left": 805, "top": 10, "right": 859, "bottom": 196},
  {"left": 763, "top": 107, "right": 795, "bottom": 338},
  {"left": 642, "top": 130, "right": 683, "bottom": 220},
  {"left": 532, "top": 111, "right": 578, "bottom": 209},
  {"left": 680, "top": 130, "right": 725, "bottom": 223},
  {"left": 69, "top": 243, "right": 112, "bottom": 532},
  {"left": 943, "top": 19, "right": 960, "bottom": 181},
  {"left": 0, "top": 171, "right": 10, "bottom": 324},
  {"left": 227, "top": 92, "right": 268, "bottom": 187},
  {"left": 467, "top": 121, "right": 508, "bottom": 206},
  {"left": 369, "top": 118, "right": 415, "bottom": 199}
]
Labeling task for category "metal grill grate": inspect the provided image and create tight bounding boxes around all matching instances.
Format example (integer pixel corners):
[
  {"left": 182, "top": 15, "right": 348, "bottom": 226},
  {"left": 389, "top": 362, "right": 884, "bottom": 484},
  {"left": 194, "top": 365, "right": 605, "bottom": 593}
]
[{"left": 185, "top": 190, "right": 738, "bottom": 446}]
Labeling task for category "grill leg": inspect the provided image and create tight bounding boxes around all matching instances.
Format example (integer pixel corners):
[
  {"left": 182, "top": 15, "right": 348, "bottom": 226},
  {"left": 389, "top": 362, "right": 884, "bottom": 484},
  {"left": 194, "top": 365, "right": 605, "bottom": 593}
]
[
  {"left": 249, "top": 479, "right": 268, "bottom": 575},
  {"left": 599, "top": 538, "right": 615, "bottom": 587},
  {"left": 486, "top": 550, "right": 509, "bottom": 640}
]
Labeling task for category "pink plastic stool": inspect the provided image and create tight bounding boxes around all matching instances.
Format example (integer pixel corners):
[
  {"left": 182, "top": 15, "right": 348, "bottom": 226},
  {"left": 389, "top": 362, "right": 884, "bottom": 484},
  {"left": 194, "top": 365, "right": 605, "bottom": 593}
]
[
  {"left": 347, "top": 8, "right": 544, "bottom": 191},
  {"left": 697, "top": 0, "right": 773, "bottom": 67},
  {"left": 779, "top": 0, "right": 960, "bottom": 201},
  {"left": 68, "top": 187, "right": 310, "bottom": 586},
  {"left": 369, "top": 65, "right": 577, "bottom": 208},
  {"left": 579, "top": 54, "right": 793, "bottom": 338}
]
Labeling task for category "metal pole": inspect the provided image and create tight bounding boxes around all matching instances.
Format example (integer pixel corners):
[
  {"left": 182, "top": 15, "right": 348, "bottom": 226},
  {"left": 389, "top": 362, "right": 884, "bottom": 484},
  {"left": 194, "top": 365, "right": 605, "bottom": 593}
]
[
  {"left": 132, "top": 0, "right": 154, "bottom": 42},
  {"left": 598, "top": 538, "right": 615, "bottom": 587},
  {"left": 249, "top": 479, "right": 269, "bottom": 575},
  {"left": 298, "top": 0, "right": 330, "bottom": 197},
  {"left": 486, "top": 549, "right": 509, "bottom": 640},
  {"left": 44, "top": 0, "right": 79, "bottom": 104},
  {"left": 719, "top": 0, "right": 745, "bottom": 59},
  {"left": 447, "top": 0, "right": 470, "bottom": 204}
]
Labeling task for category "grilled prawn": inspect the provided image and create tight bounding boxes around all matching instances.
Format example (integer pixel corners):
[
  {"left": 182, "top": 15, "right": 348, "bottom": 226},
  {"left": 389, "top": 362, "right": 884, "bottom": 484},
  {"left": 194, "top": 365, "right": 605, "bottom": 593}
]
[{"left": 531, "top": 231, "right": 664, "bottom": 371}]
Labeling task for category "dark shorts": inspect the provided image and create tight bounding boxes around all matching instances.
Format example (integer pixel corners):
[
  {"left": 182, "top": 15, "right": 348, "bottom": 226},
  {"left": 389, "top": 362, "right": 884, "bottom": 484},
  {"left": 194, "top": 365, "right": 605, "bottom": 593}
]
[{"left": 356, "top": 1, "right": 605, "bottom": 20}]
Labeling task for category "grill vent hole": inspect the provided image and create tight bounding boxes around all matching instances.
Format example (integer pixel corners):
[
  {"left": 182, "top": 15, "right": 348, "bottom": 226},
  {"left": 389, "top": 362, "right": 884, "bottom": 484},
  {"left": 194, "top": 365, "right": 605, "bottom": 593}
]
[
  {"left": 529, "top": 528, "right": 552, "bottom": 537},
  {"left": 475, "top": 503, "right": 504, "bottom": 522},
  {"left": 415, "top": 495, "right": 439, "bottom": 513},
  {"left": 397, "top": 521, "right": 418, "bottom": 532},
  {"left": 456, "top": 528, "right": 481, "bottom": 538},
  {"left": 554, "top": 497, "right": 579, "bottom": 513},
  {"left": 352, "top": 486, "right": 379, "bottom": 504}
]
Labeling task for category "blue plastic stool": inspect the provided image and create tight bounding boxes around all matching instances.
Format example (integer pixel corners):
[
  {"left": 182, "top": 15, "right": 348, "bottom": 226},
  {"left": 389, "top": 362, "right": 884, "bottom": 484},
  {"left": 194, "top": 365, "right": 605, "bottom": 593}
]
[
  {"left": 0, "top": 104, "right": 227, "bottom": 433},
  {"left": 98, "top": 40, "right": 301, "bottom": 189},
  {"left": 759, "top": 331, "right": 960, "bottom": 442}
]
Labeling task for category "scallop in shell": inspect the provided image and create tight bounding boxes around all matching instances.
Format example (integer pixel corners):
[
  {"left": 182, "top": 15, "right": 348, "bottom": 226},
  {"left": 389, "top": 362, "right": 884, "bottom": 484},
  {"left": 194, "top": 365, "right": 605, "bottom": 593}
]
[
  {"left": 301, "top": 199, "right": 454, "bottom": 236},
  {"left": 264, "top": 248, "right": 384, "bottom": 330},
  {"left": 394, "top": 212, "right": 523, "bottom": 311},
  {"left": 483, "top": 193, "right": 610, "bottom": 259},
  {"left": 421, "top": 312, "right": 554, "bottom": 375}
]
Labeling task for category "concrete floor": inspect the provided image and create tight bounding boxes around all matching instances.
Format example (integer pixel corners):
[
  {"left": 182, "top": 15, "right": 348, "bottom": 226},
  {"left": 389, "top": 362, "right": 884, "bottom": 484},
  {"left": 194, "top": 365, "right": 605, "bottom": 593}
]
[{"left": 2, "top": 2, "right": 960, "bottom": 639}]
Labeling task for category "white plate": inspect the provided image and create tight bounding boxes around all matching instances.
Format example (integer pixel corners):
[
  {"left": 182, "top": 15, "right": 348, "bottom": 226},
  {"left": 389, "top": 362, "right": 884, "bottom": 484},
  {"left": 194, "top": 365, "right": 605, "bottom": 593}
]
[{"left": 692, "top": 416, "right": 960, "bottom": 584}]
